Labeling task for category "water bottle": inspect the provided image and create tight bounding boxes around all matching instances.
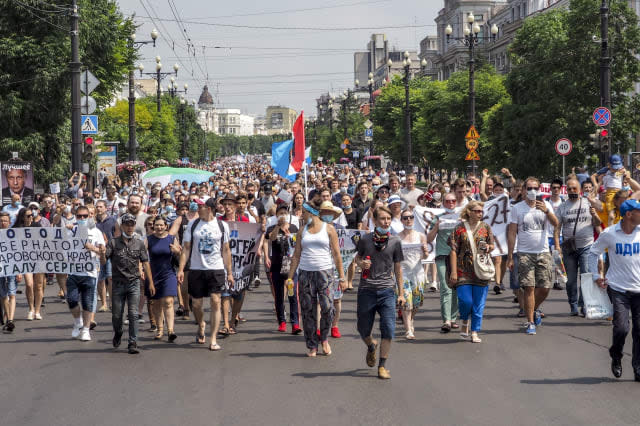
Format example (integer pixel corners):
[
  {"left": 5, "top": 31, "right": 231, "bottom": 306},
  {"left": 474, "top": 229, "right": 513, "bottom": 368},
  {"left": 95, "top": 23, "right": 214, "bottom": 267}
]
[
  {"left": 286, "top": 279, "right": 294, "bottom": 297},
  {"left": 361, "top": 256, "right": 371, "bottom": 280}
]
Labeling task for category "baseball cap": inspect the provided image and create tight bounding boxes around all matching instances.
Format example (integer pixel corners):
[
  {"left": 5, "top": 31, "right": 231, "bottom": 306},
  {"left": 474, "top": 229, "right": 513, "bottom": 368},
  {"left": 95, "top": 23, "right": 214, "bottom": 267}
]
[
  {"left": 120, "top": 213, "right": 136, "bottom": 224},
  {"left": 610, "top": 154, "right": 623, "bottom": 170},
  {"left": 205, "top": 198, "right": 217, "bottom": 209},
  {"left": 387, "top": 194, "right": 406, "bottom": 208},
  {"left": 620, "top": 199, "right": 640, "bottom": 216}
]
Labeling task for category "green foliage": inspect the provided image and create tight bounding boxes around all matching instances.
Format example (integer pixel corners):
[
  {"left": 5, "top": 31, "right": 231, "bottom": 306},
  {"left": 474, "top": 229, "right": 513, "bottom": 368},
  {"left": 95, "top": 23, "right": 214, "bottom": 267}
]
[
  {"left": 487, "top": 0, "right": 640, "bottom": 179},
  {"left": 0, "top": 0, "right": 135, "bottom": 185}
]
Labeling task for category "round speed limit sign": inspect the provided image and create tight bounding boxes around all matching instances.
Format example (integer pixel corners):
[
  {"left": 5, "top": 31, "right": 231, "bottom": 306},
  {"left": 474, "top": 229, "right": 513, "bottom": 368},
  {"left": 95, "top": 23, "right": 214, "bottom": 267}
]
[{"left": 555, "top": 138, "right": 572, "bottom": 156}]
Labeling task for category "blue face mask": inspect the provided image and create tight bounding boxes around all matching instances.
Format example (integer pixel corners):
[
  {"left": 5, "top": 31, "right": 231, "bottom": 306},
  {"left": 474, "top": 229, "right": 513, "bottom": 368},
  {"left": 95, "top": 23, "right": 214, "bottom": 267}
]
[
  {"left": 321, "top": 214, "right": 334, "bottom": 223},
  {"left": 165, "top": 206, "right": 174, "bottom": 214},
  {"left": 342, "top": 203, "right": 351, "bottom": 210},
  {"left": 375, "top": 226, "right": 390, "bottom": 234},
  {"left": 622, "top": 186, "right": 631, "bottom": 191},
  {"left": 76, "top": 219, "right": 88, "bottom": 226},
  {"left": 189, "top": 201, "right": 198, "bottom": 211}
]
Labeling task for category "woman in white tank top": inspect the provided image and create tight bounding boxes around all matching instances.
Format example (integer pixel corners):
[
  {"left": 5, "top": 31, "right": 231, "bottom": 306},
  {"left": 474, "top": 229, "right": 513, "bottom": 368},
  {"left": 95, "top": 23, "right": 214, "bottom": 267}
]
[{"left": 287, "top": 200, "right": 345, "bottom": 357}]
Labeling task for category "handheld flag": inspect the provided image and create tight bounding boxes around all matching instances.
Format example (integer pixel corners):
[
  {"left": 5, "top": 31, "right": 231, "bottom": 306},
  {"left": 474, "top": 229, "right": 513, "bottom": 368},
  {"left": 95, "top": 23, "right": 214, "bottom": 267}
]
[{"left": 288, "top": 111, "right": 306, "bottom": 175}]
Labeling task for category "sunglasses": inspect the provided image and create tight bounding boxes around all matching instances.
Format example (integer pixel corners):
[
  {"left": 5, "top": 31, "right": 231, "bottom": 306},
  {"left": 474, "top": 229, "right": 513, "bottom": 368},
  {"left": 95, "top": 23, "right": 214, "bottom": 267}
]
[
  {"left": 551, "top": 186, "right": 561, "bottom": 190},
  {"left": 378, "top": 189, "right": 389, "bottom": 194},
  {"left": 526, "top": 187, "right": 539, "bottom": 191},
  {"left": 401, "top": 215, "right": 414, "bottom": 220},
  {"left": 76, "top": 214, "right": 88, "bottom": 219},
  {"left": 25, "top": 214, "right": 33, "bottom": 218},
  {"left": 444, "top": 199, "right": 456, "bottom": 203}
]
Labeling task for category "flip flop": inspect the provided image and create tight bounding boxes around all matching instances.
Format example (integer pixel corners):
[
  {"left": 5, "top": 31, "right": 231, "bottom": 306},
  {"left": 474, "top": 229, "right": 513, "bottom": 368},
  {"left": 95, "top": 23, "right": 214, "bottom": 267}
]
[
  {"left": 228, "top": 327, "right": 237, "bottom": 335},
  {"left": 209, "top": 343, "right": 221, "bottom": 351},
  {"left": 195, "top": 333, "right": 205, "bottom": 344},
  {"left": 440, "top": 323, "right": 451, "bottom": 333}
]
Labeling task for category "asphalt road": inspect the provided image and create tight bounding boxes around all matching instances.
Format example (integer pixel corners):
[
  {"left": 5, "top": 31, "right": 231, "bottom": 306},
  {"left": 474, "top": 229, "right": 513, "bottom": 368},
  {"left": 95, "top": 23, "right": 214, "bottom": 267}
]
[{"left": 1, "top": 276, "right": 639, "bottom": 426}]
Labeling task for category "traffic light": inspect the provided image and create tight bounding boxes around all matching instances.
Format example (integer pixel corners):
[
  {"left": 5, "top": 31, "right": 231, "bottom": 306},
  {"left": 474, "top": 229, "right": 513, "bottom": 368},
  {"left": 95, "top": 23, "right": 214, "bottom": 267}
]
[
  {"left": 82, "top": 136, "right": 94, "bottom": 162},
  {"left": 589, "top": 129, "right": 602, "bottom": 148}
]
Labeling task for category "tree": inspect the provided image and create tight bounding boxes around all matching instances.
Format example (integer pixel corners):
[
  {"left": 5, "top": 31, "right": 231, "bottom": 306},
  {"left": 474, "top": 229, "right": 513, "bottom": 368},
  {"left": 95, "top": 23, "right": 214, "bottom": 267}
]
[
  {"left": 0, "top": 0, "right": 135, "bottom": 185},
  {"left": 486, "top": 0, "right": 640, "bottom": 179}
]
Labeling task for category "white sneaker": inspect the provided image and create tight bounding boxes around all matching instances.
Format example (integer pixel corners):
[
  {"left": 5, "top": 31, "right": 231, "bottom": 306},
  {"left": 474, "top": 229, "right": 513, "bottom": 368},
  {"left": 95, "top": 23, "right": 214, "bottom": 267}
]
[
  {"left": 137, "top": 316, "right": 145, "bottom": 324},
  {"left": 124, "top": 319, "right": 129, "bottom": 325},
  {"left": 71, "top": 325, "right": 83, "bottom": 339},
  {"left": 79, "top": 328, "right": 91, "bottom": 341},
  {"left": 35, "top": 313, "right": 43, "bottom": 320},
  {"left": 27, "top": 311, "right": 34, "bottom": 321}
]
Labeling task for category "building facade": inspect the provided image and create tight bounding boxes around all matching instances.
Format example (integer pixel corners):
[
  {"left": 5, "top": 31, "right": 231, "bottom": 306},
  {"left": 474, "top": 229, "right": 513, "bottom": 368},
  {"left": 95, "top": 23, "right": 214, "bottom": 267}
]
[
  {"left": 265, "top": 106, "right": 298, "bottom": 135},
  {"left": 196, "top": 86, "right": 255, "bottom": 136}
]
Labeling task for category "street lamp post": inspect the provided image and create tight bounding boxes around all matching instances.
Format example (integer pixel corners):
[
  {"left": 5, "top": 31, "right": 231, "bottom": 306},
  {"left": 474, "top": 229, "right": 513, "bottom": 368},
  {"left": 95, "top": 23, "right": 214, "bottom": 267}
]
[
  {"left": 139, "top": 56, "right": 179, "bottom": 112},
  {"left": 367, "top": 72, "right": 374, "bottom": 155},
  {"left": 446, "top": 13, "right": 498, "bottom": 175},
  {"left": 128, "top": 29, "right": 158, "bottom": 161},
  {"left": 167, "top": 77, "right": 188, "bottom": 98},
  {"left": 328, "top": 97, "right": 334, "bottom": 132},
  {"left": 179, "top": 97, "right": 187, "bottom": 158},
  {"left": 402, "top": 51, "right": 412, "bottom": 167}
]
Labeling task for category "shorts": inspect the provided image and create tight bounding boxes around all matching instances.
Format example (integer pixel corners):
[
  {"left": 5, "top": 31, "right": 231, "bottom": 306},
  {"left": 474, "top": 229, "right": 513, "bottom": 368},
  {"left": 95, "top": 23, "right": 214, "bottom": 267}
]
[
  {"left": 66, "top": 275, "right": 98, "bottom": 312},
  {"left": 0, "top": 276, "right": 17, "bottom": 298},
  {"left": 98, "top": 259, "right": 112, "bottom": 281},
  {"left": 188, "top": 269, "right": 226, "bottom": 298},
  {"left": 518, "top": 252, "right": 552, "bottom": 289}
]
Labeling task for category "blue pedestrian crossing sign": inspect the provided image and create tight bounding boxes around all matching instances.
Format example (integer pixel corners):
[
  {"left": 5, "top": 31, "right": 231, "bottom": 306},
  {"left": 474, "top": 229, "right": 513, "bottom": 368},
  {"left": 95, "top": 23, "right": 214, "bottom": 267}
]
[{"left": 81, "top": 115, "right": 98, "bottom": 134}]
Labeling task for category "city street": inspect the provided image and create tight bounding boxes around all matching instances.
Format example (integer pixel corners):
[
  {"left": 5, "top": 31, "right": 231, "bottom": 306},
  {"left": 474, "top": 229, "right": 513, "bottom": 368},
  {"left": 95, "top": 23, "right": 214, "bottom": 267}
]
[{"left": 1, "top": 277, "right": 639, "bottom": 426}]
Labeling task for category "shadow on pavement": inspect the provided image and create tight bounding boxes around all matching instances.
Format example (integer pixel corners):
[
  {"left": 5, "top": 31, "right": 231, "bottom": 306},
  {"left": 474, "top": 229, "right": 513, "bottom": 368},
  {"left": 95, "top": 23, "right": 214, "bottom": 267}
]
[
  {"left": 292, "top": 368, "right": 373, "bottom": 379},
  {"left": 521, "top": 377, "right": 620, "bottom": 385},
  {"left": 230, "top": 352, "right": 308, "bottom": 358}
]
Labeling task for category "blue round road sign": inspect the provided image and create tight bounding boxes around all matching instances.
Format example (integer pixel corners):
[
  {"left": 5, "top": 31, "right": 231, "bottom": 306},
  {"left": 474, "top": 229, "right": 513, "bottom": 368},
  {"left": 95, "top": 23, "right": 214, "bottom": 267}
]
[{"left": 593, "top": 107, "right": 611, "bottom": 127}]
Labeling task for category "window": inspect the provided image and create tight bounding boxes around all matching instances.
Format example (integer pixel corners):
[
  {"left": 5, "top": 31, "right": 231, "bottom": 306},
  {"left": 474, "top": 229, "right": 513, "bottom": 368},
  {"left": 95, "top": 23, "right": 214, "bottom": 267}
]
[{"left": 474, "top": 14, "right": 483, "bottom": 22}]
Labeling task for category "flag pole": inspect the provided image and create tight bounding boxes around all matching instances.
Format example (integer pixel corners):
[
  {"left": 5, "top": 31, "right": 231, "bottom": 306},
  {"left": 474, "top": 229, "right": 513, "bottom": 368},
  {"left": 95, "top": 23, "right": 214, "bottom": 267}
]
[{"left": 303, "top": 161, "right": 309, "bottom": 201}]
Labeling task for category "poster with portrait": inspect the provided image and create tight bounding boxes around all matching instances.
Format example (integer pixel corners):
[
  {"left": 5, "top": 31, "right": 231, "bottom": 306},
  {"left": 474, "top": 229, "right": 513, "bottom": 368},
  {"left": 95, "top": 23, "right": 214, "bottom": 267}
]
[
  {"left": 1, "top": 162, "right": 34, "bottom": 207},
  {"left": 631, "top": 152, "right": 640, "bottom": 184},
  {"left": 96, "top": 145, "right": 117, "bottom": 183}
]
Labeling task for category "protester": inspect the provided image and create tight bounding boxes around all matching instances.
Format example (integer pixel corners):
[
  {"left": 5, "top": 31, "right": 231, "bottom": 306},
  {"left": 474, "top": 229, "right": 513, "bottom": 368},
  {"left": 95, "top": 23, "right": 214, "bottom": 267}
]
[
  {"left": 448, "top": 201, "right": 494, "bottom": 343},
  {"left": 0, "top": 212, "right": 17, "bottom": 332},
  {"left": 105, "top": 213, "right": 155, "bottom": 354},
  {"left": 354, "top": 205, "right": 404, "bottom": 379},
  {"left": 177, "top": 198, "right": 234, "bottom": 351},
  {"left": 287, "top": 198, "right": 345, "bottom": 357},
  {"left": 507, "top": 177, "right": 559, "bottom": 335}
]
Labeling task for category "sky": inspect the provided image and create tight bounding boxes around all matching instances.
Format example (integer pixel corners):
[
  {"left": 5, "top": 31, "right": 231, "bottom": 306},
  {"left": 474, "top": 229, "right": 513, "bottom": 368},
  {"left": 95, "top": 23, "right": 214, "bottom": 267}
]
[{"left": 118, "top": 0, "right": 442, "bottom": 116}]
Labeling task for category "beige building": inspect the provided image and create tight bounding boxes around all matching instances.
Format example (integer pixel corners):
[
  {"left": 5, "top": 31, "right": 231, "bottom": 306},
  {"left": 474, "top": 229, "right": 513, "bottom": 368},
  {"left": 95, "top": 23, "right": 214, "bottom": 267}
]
[{"left": 265, "top": 106, "right": 298, "bottom": 135}]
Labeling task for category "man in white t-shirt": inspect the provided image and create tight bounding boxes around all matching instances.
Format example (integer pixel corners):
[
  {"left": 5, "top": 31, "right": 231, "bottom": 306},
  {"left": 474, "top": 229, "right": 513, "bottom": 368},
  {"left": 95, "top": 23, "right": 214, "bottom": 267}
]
[
  {"left": 177, "top": 197, "right": 234, "bottom": 351},
  {"left": 65, "top": 206, "right": 106, "bottom": 342},
  {"left": 399, "top": 173, "right": 423, "bottom": 207},
  {"left": 589, "top": 199, "right": 640, "bottom": 380},
  {"left": 507, "top": 177, "right": 559, "bottom": 336}
]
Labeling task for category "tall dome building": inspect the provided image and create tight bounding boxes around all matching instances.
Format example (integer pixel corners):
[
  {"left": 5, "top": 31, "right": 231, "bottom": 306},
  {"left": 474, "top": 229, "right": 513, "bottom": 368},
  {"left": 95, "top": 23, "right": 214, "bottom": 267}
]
[{"left": 197, "top": 85, "right": 217, "bottom": 132}]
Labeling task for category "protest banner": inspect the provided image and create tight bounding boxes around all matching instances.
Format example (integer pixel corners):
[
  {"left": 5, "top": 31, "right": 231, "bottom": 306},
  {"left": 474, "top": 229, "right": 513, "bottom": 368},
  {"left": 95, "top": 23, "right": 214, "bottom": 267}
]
[
  {"left": 0, "top": 226, "right": 95, "bottom": 276},
  {"left": 413, "top": 205, "right": 458, "bottom": 262},
  {"left": 225, "top": 221, "right": 262, "bottom": 292},
  {"left": 1, "top": 161, "right": 34, "bottom": 206},
  {"left": 335, "top": 228, "right": 364, "bottom": 276},
  {"left": 481, "top": 195, "right": 512, "bottom": 256}
]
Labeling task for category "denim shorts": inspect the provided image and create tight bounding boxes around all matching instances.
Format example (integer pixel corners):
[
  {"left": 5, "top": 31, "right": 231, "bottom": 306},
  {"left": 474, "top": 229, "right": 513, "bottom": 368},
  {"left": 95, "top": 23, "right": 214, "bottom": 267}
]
[
  {"left": 0, "top": 276, "right": 17, "bottom": 298},
  {"left": 66, "top": 275, "right": 98, "bottom": 312},
  {"left": 98, "top": 259, "right": 112, "bottom": 281},
  {"left": 356, "top": 287, "right": 396, "bottom": 340}
]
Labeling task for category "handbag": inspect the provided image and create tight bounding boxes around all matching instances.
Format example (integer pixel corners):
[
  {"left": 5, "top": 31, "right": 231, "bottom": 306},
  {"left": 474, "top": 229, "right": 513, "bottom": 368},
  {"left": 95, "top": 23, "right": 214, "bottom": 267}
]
[
  {"left": 279, "top": 234, "right": 293, "bottom": 275},
  {"left": 560, "top": 198, "right": 581, "bottom": 254},
  {"left": 463, "top": 221, "right": 495, "bottom": 281}
]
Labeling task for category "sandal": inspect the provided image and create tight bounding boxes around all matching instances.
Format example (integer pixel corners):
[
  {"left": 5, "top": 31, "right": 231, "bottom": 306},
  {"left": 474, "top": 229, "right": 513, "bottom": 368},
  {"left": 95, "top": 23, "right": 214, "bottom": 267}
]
[
  {"left": 168, "top": 331, "right": 177, "bottom": 343},
  {"left": 228, "top": 327, "right": 237, "bottom": 335},
  {"left": 307, "top": 349, "right": 317, "bottom": 357},
  {"left": 218, "top": 327, "right": 230, "bottom": 336},
  {"left": 440, "top": 323, "right": 451, "bottom": 333},
  {"left": 195, "top": 333, "right": 205, "bottom": 344},
  {"left": 471, "top": 332, "right": 482, "bottom": 343},
  {"left": 459, "top": 321, "right": 470, "bottom": 340},
  {"left": 451, "top": 323, "right": 459, "bottom": 329},
  {"left": 209, "top": 343, "right": 222, "bottom": 351}
]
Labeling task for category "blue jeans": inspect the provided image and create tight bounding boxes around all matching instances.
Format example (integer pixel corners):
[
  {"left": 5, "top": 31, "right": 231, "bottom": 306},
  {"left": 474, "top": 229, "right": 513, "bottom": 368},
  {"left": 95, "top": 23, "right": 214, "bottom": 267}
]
[
  {"left": 111, "top": 279, "right": 141, "bottom": 345},
  {"left": 357, "top": 287, "right": 396, "bottom": 340},
  {"left": 456, "top": 285, "right": 489, "bottom": 332},
  {"left": 66, "top": 275, "right": 98, "bottom": 312},
  {"left": 98, "top": 259, "right": 112, "bottom": 281},
  {"left": 562, "top": 245, "right": 590, "bottom": 311}
]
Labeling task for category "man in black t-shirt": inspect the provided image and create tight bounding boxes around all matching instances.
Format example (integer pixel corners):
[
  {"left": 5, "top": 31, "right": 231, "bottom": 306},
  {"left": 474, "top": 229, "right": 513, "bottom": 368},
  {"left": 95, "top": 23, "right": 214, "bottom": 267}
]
[{"left": 264, "top": 204, "right": 301, "bottom": 334}]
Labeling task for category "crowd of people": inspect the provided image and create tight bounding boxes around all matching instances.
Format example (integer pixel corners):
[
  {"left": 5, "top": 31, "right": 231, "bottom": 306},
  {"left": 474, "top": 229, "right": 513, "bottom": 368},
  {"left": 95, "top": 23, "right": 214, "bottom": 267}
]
[{"left": 2, "top": 153, "right": 640, "bottom": 381}]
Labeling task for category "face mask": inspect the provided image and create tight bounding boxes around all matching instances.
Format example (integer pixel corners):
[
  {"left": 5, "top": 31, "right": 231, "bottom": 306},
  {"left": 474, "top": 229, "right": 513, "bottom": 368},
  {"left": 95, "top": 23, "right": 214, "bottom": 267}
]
[
  {"left": 165, "top": 206, "right": 174, "bottom": 213},
  {"left": 31, "top": 209, "right": 39, "bottom": 217},
  {"left": 173, "top": 185, "right": 180, "bottom": 191},
  {"left": 372, "top": 185, "right": 381, "bottom": 191},
  {"left": 189, "top": 202, "right": 198, "bottom": 211},
  {"left": 64, "top": 206, "right": 72, "bottom": 214},
  {"left": 432, "top": 192, "right": 442, "bottom": 201},
  {"left": 340, "top": 187, "right": 347, "bottom": 193},
  {"left": 76, "top": 219, "right": 88, "bottom": 226},
  {"left": 118, "top": 207, "right": 126, "bottom": 215},
  {"left": 375, "top": 226, "right": 390, "bottom": 234},
  {"left": 87, "top": 218, "right": 96, "bottom": 229},
  {"left": 122, "top": 231, "right": 133, "bottom": 239},
  {"left": 12, "top": 201, "right": 19, "bottom": 207},
  {"left": 444, "top": 207, "right": 455, "bottom": 214},
  {"left": 321, "top": 214, "right": 334, "bottom": 223},
  {"left": 526, "top": 189, "right": 537, "bottom": 201},
  {"left": 403, "top": 224, "right": 413, "bottom": 230},
  {"left": 342, "top": 203, "right": 351, "bottom": 210},
  {"left": 444, "top": 187, "right": 450, "bottom": 193},
  {"left": 568, "top": 193, "right": 579, "bottom": 200},
  {"left": 622, "top": 186, "right": 631, "bottom": 191}
]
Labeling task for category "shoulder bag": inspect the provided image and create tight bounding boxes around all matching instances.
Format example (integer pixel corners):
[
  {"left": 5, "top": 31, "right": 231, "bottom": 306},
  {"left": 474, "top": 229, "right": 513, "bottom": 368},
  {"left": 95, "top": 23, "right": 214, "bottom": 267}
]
[
  {"left": 463, "top": 221, "right": 495, "bottom": 281},
  {"left": 560, "top": 198, "right": 581, "bottom": 254}
]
